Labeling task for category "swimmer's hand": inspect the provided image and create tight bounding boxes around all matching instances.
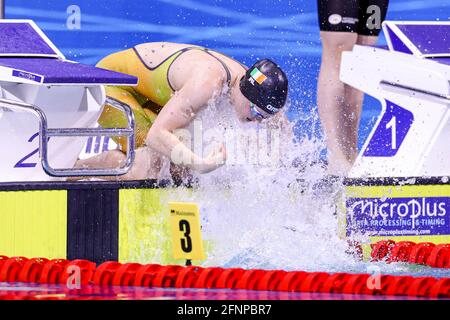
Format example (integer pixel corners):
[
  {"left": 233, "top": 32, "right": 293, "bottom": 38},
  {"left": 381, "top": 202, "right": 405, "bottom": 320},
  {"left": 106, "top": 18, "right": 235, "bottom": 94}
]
[{"left": 195, "top": 143, "right": 227, "bottom": 174}]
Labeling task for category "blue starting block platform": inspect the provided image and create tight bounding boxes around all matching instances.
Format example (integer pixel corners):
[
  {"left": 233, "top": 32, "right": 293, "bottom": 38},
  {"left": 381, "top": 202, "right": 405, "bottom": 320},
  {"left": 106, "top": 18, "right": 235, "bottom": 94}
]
[
  {"left": 384, "top": 22, "right": 450, "bottom": 58},
  {"left": 0, "top": 21, "right": 137, "bottom": 85},
  {"left": 0, "top": 20, "right": 138, "bottom": 181},
  {"left": 0, "top": 21, "right": 62, "bottom": 57}
]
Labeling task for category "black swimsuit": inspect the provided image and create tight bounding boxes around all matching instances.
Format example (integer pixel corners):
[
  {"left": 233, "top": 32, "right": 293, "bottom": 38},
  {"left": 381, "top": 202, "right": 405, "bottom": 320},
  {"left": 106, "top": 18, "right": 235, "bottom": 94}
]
[{"left": 317, "top": 0, "right": 389, "bottom": 36}]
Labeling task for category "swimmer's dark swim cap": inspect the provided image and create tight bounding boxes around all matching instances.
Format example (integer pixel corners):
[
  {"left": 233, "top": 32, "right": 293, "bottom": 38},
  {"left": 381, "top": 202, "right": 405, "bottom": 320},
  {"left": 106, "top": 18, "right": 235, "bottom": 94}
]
[{"left": 239, "top": 59, "right": 288, "bottom": 115}]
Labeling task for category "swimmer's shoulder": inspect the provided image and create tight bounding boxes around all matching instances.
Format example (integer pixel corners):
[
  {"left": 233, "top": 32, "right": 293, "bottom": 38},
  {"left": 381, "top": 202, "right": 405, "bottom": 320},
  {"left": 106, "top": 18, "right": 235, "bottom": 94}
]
[
  {"left": 133, "top": 42, "right": 203, "bottom": 69},
  {"left": 134, "top": 42, "right": 201, "bottom": 55}
]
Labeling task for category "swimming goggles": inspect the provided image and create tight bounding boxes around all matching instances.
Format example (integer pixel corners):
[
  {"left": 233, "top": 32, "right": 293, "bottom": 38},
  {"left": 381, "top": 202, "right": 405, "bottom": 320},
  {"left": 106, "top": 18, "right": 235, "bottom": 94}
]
[{"left": 249, "top": 102, "right": 270, "bottom": 121}]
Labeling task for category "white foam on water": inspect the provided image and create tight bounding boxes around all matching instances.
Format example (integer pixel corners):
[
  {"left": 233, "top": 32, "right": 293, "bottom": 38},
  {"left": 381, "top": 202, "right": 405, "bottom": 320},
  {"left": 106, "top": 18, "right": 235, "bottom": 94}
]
[
  {"left": 155, "top": 88, "right": 450, "bottom": 278},
  {"left": 160, "top": 92, "right": 448, "bottom": 277}
]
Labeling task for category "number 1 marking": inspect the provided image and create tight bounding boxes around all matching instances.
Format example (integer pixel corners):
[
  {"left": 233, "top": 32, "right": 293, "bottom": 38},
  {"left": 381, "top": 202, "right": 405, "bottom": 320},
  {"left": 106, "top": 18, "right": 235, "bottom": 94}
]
[{"left": 386, "top": 116, "right": 397, "bottom": 150}]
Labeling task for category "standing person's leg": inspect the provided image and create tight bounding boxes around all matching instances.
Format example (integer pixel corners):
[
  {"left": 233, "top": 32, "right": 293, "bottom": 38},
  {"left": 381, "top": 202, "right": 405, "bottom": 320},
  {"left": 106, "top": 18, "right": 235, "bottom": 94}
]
[
  {"left": 316, "top": 0, "right": 360, "bottom": 175},
  {"left": 341, "top": 0, "right": 389, "bottom": 164},
  {"left": 317, "top": 31, "right": 358, "bottom": 174},
  {"left": 341, "top": 34, "right": 378, "bottom": 165},
  {"left": 316, "top": 0, "right": 388, "bottom": 175}
]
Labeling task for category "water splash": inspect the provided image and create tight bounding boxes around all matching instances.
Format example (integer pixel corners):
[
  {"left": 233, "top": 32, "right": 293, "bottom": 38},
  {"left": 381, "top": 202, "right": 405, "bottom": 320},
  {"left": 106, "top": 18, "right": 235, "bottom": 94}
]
[
  {"left": 163, "top": 93, "right": 450, "bottom": 278},
  {"left": 166, "top": 94, "right": 343, "bottom": 269}
]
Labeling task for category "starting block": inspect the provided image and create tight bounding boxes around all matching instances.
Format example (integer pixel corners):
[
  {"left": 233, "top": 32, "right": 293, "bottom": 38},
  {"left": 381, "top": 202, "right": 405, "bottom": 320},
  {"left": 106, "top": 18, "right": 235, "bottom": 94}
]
[
  {"left": 340, "top": 21, "right": 450, "bottom": 256},
  {"left": 0, "top": 20, "right": 138, "bottom": 182},
  {"left": 341, "top": 21, "right": 450, "bottom": 178}
]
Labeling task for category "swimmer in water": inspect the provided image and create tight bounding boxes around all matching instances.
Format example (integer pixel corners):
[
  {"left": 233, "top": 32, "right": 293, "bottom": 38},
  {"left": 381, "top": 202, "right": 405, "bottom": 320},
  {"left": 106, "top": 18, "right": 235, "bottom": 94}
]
[{"left": 75, "top": 42, "right": 289, "bottom": 180}]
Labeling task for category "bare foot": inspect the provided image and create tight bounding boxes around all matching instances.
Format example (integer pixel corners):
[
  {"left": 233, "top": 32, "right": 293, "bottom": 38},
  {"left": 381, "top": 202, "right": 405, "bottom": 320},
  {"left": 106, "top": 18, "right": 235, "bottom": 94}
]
[{"left": 69, "top": 147, "right": 162, "bottom": 181}]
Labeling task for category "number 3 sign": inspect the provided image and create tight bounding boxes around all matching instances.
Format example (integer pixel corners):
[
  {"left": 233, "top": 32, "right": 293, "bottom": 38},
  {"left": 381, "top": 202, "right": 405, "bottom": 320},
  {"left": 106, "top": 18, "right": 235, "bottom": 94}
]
[
  {"left": 169, "top": 202, "right": 206, "bottom": 261},
  {"left": 363, "top": 100, "right": 414, "bottom": 157}
]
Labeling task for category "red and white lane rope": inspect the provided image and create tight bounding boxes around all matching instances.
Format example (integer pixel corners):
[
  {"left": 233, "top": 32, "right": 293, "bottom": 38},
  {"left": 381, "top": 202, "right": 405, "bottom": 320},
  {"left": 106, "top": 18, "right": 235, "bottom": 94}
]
[{"left": 0, "top": 250, "right": 448, "bottom": 299}]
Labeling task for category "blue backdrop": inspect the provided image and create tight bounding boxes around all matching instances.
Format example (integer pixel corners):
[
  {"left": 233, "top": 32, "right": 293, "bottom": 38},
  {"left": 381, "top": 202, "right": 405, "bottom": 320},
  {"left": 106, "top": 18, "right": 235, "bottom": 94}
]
[{"left": 5, "top": 0, "right": 450, "bottom": 148}]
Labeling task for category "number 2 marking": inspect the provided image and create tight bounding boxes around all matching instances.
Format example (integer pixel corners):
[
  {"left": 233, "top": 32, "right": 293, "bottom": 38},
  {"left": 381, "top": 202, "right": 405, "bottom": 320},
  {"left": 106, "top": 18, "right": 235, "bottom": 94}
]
[
  {"left": 14, "top": 132, "right": 40, "bottom": 168},
  {"left": 386, "top": 116, "right": 397, "bottom": 150},
  {"left": 179, "top": 220, "right": 193, "bottom": 253}
]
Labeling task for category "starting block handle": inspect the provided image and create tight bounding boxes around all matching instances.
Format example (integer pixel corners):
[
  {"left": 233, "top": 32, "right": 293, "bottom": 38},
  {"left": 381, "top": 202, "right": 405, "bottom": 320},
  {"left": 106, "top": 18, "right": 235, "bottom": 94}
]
[{"left": 0, "top": 97, "right": 136, "bottom": 177}]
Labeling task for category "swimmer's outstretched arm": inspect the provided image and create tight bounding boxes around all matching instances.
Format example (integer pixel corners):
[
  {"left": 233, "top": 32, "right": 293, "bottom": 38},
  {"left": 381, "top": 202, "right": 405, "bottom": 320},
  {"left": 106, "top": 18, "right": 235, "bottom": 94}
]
[{"left": 146, "top": 72, "right": 226, "bottom": 174}]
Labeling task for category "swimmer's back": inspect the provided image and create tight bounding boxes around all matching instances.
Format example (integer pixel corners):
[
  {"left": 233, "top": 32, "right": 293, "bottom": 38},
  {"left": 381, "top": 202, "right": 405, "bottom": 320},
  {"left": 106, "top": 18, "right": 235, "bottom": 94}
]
[
  {"left": 96, "top": 42, "right": 246, "bottom": 107},
  {"left": 96, "top": 42, "right": 196, "bottom": 106}
]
